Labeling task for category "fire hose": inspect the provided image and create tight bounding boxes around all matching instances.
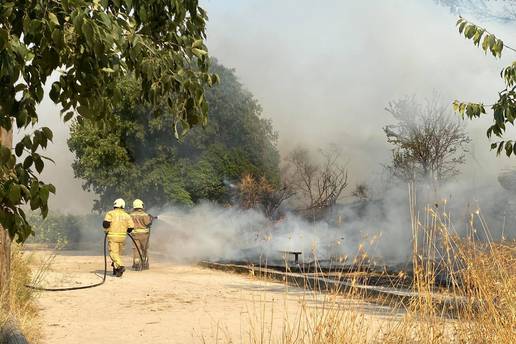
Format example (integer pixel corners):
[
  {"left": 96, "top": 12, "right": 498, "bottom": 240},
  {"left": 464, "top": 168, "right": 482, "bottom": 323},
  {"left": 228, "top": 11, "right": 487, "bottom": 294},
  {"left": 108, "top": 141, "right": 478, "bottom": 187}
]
[{"left": 25, "top": 232, "right": 144, "bottom": 292}]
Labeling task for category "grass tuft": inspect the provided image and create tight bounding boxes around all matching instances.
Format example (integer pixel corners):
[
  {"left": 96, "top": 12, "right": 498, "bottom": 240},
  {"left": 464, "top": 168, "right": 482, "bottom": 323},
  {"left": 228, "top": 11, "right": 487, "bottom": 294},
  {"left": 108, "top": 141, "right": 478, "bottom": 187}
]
[{"left": 0, "top": 245, "right": 41, "bottom": 344}]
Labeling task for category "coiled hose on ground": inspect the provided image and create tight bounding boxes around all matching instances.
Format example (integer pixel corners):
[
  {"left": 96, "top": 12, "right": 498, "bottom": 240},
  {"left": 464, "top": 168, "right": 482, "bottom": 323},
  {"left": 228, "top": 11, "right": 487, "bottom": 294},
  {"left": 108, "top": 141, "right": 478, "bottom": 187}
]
[{"left": 25, "top": 232, "right": 144, "bottom": 292}]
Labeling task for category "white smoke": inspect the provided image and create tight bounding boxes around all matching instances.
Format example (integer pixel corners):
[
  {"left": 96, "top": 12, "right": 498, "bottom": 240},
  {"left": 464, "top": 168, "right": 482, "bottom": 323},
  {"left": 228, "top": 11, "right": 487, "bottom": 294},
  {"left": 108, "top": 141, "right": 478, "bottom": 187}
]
[
  {"left": 16, "top": 1, "right": 516, "bottom": 262},
  {"left": 149, "top": 195, "right": 412, "bottom": 265},
  {"left": 148, "top": 173, "right": 514, "bottom": 265},
  {"left": 30, "top": 1, "right": 516, "bottom": 215}
]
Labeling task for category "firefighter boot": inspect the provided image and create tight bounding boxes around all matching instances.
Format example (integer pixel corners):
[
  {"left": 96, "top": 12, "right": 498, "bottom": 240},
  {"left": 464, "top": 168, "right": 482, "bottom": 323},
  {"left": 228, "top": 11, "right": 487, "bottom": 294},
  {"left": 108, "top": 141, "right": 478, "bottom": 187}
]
[
  {"left": 115, "top": 266, "right": 126, "bottom": 277},
  {"left": 132, "top": 258, "right": 141, "bottom": 271},
  {"left": 111, "top": 262, "right": 116, "bottom": 276}
]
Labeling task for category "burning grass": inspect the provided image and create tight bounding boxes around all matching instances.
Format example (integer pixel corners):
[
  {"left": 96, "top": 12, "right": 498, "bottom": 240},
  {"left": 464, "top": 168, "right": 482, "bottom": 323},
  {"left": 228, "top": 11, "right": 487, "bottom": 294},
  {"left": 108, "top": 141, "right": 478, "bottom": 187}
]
[
  {"left": 204, "top": 195, "right": 516, "bottom": 343},
  {"left": 0, "top": 245, "right": 41, "bottom": 344}
]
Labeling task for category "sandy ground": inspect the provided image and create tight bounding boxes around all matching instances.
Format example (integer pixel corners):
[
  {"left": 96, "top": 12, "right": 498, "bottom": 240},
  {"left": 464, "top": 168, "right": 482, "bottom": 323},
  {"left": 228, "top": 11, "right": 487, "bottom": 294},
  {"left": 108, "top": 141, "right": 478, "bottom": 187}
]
[{"left": 29, "top": 251, "right": 398, "bottom": 344}]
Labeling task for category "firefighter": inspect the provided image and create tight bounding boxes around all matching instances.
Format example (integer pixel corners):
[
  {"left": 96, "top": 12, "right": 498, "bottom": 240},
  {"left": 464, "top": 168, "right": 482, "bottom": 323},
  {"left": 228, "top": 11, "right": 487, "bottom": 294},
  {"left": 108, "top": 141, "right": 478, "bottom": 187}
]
[
  {"left": 130, "top": 199, "right": 154, "bottom": 270},
  {"left": 103, "top": 198, "right": 134, "bottom": 277}
]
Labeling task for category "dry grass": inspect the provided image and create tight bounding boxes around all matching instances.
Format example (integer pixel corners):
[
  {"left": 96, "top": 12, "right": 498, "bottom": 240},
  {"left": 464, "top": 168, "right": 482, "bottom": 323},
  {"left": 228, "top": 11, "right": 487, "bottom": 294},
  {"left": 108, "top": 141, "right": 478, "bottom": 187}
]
[
  {"left": 213, "top": 189, "right": 516, "bottom": 343},
  {"left": 0, "top": 245, "right": 41, "bottom": 344}
]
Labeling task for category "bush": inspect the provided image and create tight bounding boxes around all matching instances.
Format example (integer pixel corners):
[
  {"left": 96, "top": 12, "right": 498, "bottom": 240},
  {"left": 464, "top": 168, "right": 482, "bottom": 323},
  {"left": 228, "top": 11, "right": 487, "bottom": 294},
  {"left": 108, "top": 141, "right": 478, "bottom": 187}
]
[
  {"left": 27, "top": 213, "right": 101, "bottom": 249},
  {"left": 0, "top": 246, "right": 39, "bottom": 343}
]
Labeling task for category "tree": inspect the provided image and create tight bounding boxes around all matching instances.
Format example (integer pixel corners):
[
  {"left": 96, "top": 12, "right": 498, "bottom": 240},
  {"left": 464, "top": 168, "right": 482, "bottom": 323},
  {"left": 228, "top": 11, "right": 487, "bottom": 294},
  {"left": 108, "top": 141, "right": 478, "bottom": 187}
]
[
  {"left": 453, "top": 18, "right": 516, "bottom": 157},
  {"left": 285, "top": 146, "right": 348, "bottom": 214},
  {"left": 68, "top": 61, "right": 281, "bottom": 210},
  {"left": 0, "top": 0, "right": 213, "bottom": 298},
  {"left": 384, "top": 95, "right": 470, "bottom": 182},
  {"left": 0, "top": 0, "right": 214, "bottom": 240},
  {"left": 238, "top": 174, "right": 294, "bottom": 220}
]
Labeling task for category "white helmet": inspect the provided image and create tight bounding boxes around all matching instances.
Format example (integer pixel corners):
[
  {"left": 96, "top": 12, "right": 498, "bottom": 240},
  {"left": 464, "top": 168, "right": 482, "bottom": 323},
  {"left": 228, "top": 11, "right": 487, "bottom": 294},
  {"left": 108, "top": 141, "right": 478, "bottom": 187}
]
[
  {"left": 113, "top": 198, "right": 125, "bottom": 209},
  {"left": 133, "top": 199, "right": 144, "bottom": 209}
]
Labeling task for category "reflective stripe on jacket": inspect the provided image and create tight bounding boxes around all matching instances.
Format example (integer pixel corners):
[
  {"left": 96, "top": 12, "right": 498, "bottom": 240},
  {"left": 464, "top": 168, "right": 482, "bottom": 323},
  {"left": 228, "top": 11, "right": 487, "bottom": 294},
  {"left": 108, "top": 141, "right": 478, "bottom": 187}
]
[
  {"left": 107, "top": 232, "right": 128, "bottom": 238},
  {"left": 130, "top": 210, "right": 152, "bottom": 233}
]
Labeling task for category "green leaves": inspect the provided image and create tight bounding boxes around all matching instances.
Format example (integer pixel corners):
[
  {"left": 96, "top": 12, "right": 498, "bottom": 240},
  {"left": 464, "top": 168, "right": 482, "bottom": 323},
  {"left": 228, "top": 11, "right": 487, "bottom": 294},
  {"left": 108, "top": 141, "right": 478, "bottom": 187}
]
[
  {"left": 453, "top": 101, "right": 485, "bottom": 119},
  {"left": 0, "top": 2, "right": 15, "bottom": 19},
  {"left": 456, "top": 17, "right": 504, "bottom": 58},
  {"left": 48, "top": 12, "right": 60, "bottom": 26},
  {"left": 192, "top": 48, "right": 208, "bottom": 58},
  {"left": 489, "top": 140, "right": 516, "bottom": 157},
  {"left": 50, "top": 82, "right": 61, "bottom": 103},
  {"left": 505, "top": 141, "right": 513, "bottom": 157},
  {"left": 34, "top": 155, "right": 44, "bottom": 173},
  {"left": 63, "top": 111, "right": 74, "bottom": 122},
  {"left": 42, "top": 127, "right": 53, "bottom": 141},
  {"left": 82, "top": 20, "right": 94, "bottom": 48},
  {"left": 39, "top": 185, "right": 50, "bottom": 203},
  {"left": 8, "top": 184, "right": 21, "bottom": 204},
  {"left": 68, "top": 62, "right": 278, "bottom": 211},
  {"left": 454, "top": 17, "right": 516, "bottom": 157},
  {"left": 0, "top": 0, "right": 215, "bottom": 242},
  {"left": 0, "top": 146, "right": 11, "bottom": 164},
  {"left": 15, "top": 142, "right": 24, "bottom": 157},
  {"left": 23, "top": 155, "right": 33, "bottom": 169},
  {"left": 502, "top": 62, "right": 516, "bottom": 87},
  {"left": 0, "top": 28, "right": 9, "bottom": 51},
  {"left": 192, "top": 39, "right": 204, "bottom": 49}
]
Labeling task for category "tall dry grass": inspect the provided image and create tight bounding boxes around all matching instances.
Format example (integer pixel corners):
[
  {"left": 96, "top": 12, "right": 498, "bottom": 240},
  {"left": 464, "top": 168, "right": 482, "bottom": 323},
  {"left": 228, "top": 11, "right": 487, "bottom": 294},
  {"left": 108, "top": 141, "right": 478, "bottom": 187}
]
[
  {"left": 406, "top": 182, "right": 515, "bottom": 343},
  {"left": 0, "top": 245, "right": 40, "bottom": 343},
  {"left": 225, "top": 187, "right": 516, "bottom": 344}
]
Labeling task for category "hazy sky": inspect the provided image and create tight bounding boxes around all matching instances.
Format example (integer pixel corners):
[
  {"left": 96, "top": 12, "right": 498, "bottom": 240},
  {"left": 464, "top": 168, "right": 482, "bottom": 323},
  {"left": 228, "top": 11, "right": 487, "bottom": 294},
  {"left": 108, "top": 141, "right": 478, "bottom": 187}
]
[{"left": 32, "top": 0, "right": 516, "bottom": 213}]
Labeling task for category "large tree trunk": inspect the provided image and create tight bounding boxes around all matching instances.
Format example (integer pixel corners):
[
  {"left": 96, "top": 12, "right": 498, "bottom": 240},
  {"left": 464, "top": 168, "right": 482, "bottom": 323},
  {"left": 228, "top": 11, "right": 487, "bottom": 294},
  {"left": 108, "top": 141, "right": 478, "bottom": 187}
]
[{"left": 0, "top": 127, "right": 13, "bottom": 308}]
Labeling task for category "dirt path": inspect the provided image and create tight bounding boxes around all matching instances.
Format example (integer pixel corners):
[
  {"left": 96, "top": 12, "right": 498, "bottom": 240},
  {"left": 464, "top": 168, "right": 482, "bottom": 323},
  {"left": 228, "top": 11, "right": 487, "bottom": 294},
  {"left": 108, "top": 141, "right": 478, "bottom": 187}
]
[{"left": 31, "top": 252, "right": 396, "bottom": 343}]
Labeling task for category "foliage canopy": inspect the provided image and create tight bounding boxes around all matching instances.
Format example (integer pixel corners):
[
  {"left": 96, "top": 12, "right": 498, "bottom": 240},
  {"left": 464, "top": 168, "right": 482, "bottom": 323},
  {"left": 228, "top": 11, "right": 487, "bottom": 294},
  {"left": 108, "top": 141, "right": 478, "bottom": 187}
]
[
  {"left": 0, "top": 0, "right": 214, "bottom": 241},
  {"left": 68, "top": 61, "right": 280, "bottom": 210}
]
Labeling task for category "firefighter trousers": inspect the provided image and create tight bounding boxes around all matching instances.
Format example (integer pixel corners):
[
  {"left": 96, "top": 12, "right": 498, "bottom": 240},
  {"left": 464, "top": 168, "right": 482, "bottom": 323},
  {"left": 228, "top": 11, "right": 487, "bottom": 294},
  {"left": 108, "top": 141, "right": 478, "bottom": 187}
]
[
  {"left": 107, "top": 235, "right": 126, "bottom": 268},
  {"left": 132, "top": 232, "right": 150, "bottom": 267}
]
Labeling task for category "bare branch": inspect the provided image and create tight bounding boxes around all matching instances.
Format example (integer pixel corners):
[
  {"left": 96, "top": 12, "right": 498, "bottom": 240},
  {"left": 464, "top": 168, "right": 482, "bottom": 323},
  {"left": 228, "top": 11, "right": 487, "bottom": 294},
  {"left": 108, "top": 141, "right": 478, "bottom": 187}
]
[
  {"left": 238, "top": 174, "right": 294, "bottom": 220},
  {"left": 285, "top": 146, "right": 349, "bottom": 212}
]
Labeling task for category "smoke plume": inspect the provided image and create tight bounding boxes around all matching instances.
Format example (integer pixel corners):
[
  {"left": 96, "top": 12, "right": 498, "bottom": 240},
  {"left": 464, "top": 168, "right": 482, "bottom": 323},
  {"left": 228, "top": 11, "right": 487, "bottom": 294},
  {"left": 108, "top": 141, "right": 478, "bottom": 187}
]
[{"left": 17, "top": 0, "right": 516, "bottom": 262}]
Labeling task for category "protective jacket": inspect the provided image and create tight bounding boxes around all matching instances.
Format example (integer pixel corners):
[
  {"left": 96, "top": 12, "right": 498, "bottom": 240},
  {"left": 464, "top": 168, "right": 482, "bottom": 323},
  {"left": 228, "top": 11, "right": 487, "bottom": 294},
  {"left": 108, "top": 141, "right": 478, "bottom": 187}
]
[
  {"left": 104, "top": 208, "right": 135, "bottom": 237},
  {"left": 130, "top": 209, "right": 153, "bottom": 234}
]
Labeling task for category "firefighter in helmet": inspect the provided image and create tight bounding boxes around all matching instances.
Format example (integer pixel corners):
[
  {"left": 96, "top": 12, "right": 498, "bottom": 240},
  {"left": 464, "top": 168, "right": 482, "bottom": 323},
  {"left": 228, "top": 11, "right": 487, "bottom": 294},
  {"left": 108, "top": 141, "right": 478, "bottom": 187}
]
[
  {"left": 130, "top": 199, "right": 154, "bottom": 270},
  {"left": 103, "top": 198, "right": 135, "bottom": 277}
]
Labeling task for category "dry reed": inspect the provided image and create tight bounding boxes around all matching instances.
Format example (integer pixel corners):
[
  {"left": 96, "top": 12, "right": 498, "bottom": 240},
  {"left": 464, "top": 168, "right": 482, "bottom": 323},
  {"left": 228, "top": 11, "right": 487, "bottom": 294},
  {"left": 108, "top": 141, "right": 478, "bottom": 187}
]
[
  {"left": 0, "top": 245, "right": 41, "bottom": 344},
  {"left": 212, "top": 186, "right": 515, "bottom": 343}
]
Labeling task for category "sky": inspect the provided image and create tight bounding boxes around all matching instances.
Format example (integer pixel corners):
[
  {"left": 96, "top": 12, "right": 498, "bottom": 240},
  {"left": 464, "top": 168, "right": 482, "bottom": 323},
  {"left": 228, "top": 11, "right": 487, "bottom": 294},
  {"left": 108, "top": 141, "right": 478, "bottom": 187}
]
[{"left": 31, "top": 0, "right": 516, "bottom": 213}]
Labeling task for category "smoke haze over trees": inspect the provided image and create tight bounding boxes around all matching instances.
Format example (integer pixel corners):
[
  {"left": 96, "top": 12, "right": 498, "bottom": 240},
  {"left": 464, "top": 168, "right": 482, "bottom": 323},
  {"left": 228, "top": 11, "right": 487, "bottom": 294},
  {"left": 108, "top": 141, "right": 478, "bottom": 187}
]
[
  {"left": 1, "top": 0, "right": 512, "bottom": 267},
  {"left": 284, "top": 146, "right": 349, "bottom": 215},
  {"left": 68, "top": 61, "right": 280, "bottom": 210},
  {"left": 29, "top": 0, "right": 516, "bottom": 216},
  {"left": 384, "top": 95, "right": 470, "bottom": 182}
]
